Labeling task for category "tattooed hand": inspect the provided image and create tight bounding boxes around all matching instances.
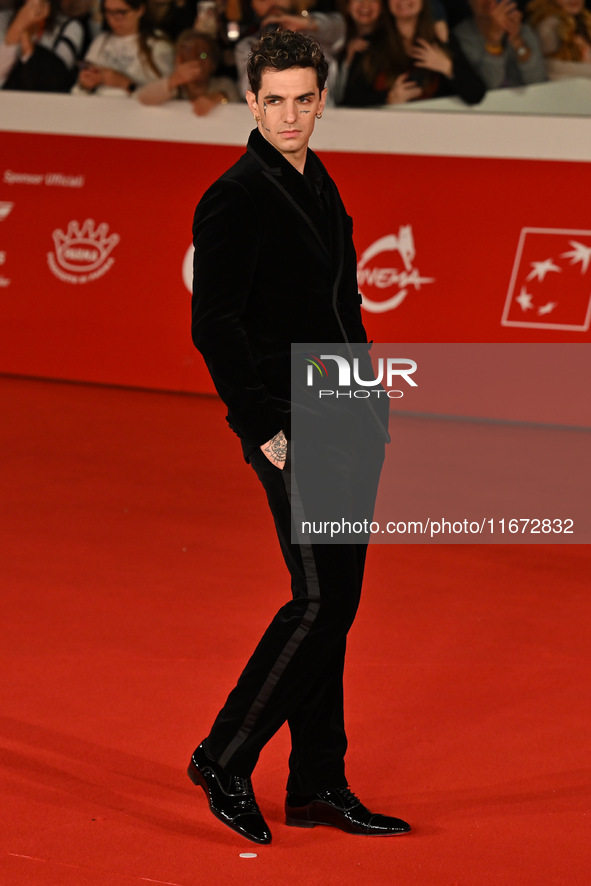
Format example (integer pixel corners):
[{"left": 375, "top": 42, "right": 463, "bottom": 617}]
[{"left": 261, "top": 430, "right": 287, "bottom": 470}]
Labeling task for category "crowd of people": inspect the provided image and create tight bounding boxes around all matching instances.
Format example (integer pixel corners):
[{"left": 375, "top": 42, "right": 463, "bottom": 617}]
[{"left": 1, "top": 0, "right": 590, "bottom": 111}]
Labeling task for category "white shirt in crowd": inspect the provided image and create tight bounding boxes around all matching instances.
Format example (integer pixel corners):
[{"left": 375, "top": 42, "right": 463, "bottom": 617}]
[{"left": 72, "top": 31, "right": 174, "bottom": 95}]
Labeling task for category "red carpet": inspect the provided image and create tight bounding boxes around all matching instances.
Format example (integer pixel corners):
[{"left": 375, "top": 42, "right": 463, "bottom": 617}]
[{"left": 1, "top": 376, "right": 590, "bottom": 885}]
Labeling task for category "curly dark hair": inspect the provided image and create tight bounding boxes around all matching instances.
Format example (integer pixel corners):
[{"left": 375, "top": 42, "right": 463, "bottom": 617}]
[{"left": 246, "top": 29, "right": 329, "bottom": 95}]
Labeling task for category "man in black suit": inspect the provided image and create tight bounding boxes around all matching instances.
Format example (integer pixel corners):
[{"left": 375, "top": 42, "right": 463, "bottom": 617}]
[{"left": 189, "top": 29, "right": 411, "bottom": 845}]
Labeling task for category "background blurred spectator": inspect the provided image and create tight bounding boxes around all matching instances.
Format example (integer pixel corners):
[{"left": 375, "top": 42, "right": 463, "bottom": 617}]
[
  {"left": 192, "top": 0, "right": 244, "bottom": 86},
  {"left": 384, "top": 0, "right": 486, "bottom": 104},
  {"left": 332, "top": 0, "right": 397, "bottom": 105},
  {"left": 454, "top": 0, "right": 546, "bottom": 88},
  {"left": 527, "top": 0, "right": 591, "bottom": 78},
  {"left": 135, "top": 27, "right": 238, "bottom": 109},
  {"left": 73, "top": 0, "right": 174, "bottom": 94},
  {"left": 1, "top": 0, "right": 85, "bottom": 89}
]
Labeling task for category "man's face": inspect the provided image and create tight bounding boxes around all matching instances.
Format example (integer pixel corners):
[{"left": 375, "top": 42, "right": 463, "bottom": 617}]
[{"left": 246, "top": 67, "right": 327, "bottom": 167}]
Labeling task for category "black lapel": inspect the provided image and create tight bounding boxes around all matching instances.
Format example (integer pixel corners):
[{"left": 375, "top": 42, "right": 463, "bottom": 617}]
[
  {"left": 246, "top": 134, "right": 330, "bottom": 257},
  {"left": 323, "top": 174, "right": 346, "bottom": 294}
]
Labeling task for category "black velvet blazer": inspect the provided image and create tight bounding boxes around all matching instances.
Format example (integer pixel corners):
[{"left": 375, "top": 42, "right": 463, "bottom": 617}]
[{"left": 191, "top": 128, "right": 368, "bottom": 450}]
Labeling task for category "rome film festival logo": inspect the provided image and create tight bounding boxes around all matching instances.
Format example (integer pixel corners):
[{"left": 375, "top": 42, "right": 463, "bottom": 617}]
[
  {"left": 502, "top": 227, "right": 591, "bottom": 332},
  {"left": 357, "top": 225, "right": 434, "bottom": 313},
  {"left": 47, "top": 219, "right": 120, "bottom": 284}
]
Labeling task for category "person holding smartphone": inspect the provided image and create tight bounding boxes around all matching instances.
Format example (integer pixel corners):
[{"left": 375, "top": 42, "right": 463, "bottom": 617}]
[{"left": 72, "top": 0, "right": 173, "bottom": 95}]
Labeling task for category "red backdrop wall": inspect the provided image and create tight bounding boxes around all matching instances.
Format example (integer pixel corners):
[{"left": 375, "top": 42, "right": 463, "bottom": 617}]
[{"left": 1, "top": 131, "right": 590, "bottom": 397}]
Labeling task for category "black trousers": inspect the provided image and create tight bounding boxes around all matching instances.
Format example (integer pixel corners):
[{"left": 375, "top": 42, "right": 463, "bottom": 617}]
[{"left": 204, "top": 431, "right": 385, "bottom": 794}]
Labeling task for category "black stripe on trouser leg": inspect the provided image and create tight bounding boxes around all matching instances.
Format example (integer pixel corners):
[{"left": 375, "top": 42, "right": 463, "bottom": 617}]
[
  {"left": 217, "top": 459, "right": 319, "bottom": 771},
  {"left": 286, "top": 636, "right": 348, "bottom": 794},
  {"left": 285, "top": 540, "right": 367, "bottom": 793}
]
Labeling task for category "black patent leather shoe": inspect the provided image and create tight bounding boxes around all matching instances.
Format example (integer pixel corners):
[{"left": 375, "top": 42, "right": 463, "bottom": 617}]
[
  {"left": 285, "top": 786, "right": 411, "bottom": 836},
  {"left": 187, "top": 742, "right": 272, "bottom": 844}
]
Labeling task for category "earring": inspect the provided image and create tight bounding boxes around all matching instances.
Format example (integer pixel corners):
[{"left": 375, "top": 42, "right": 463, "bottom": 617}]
[
  {"left": 316, "top": 113, "right": 322, "bottom": 119},
  {"left": 255, "top": 115, "right": 260, "bottom": 122}
]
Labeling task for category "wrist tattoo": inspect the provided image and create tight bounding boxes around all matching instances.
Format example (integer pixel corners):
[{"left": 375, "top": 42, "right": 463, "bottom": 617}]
[{"left": 264, "top": 430, "right": 287, "bottom": 465}]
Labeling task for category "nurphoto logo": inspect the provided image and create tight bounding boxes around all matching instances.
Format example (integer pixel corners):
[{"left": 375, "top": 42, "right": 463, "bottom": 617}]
[
  {"left": 47, "top": 219, "right": 120, "bottom": 284},
  {"left": 304, "top": 352, "right": 417, "bottom": 399}
]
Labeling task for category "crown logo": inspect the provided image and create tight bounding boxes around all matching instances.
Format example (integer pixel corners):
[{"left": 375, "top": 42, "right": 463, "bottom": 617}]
[{"left": 52, "top": 219, "right": 120, "bottom": 274}]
